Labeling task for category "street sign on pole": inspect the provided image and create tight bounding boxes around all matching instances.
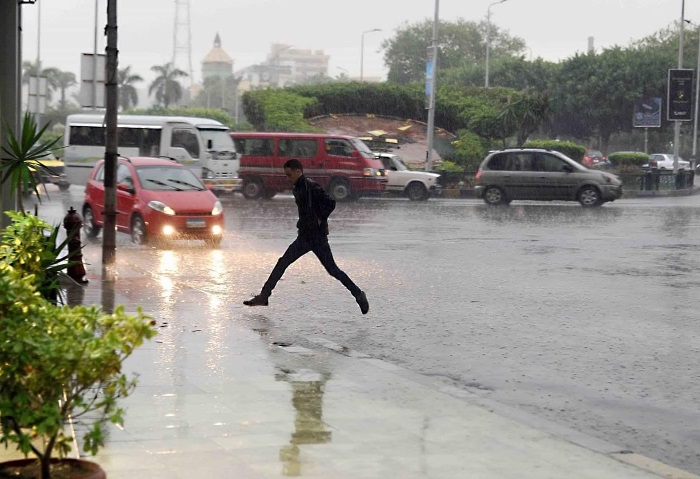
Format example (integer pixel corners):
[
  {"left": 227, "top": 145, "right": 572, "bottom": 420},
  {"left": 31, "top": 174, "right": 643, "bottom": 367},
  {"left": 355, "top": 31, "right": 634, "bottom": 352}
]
[
  {"left": 667, "top": 69, "right": 693, "bottom": 121},
  {"left": 27, "top": 76, "right": 47, "bottom": 114},
  {"left": 79, "top": 53, "right": 106, "bottom": 108},
  {"left": 425, "top": 46, "right": 434, "bottom": 110}
]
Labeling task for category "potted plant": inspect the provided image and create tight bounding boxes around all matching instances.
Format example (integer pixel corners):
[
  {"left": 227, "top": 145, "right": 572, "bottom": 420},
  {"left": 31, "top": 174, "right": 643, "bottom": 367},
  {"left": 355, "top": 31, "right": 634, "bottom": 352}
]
[
  {"left": 0, "top": 225, "right": 156, "bottom": 478},
  {"left": 1, "top": 112, "right": 63, "bottom": 213}
]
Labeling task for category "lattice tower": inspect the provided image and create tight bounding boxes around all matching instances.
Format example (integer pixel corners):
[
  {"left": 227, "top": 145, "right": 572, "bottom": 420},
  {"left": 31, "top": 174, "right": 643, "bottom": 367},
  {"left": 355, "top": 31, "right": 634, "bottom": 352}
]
[{"left": 172, "top": 0, "right": 194, "bottom": 85}]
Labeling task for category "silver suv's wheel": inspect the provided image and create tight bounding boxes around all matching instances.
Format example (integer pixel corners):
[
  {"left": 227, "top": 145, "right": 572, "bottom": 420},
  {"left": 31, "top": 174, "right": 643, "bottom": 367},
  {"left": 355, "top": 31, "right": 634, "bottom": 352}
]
[
  {"left": 483, "top": 186, "right": 507, "bottom": 206},
  {"left": 578, "top": 186, "right": 602, "bottom": 207}
]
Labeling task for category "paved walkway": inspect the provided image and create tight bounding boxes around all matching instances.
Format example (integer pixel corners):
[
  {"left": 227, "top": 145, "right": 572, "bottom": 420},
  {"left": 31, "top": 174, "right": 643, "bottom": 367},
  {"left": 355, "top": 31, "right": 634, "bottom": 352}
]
[{"left": 2, "top": 245, "right": 699, "bottom": 479}]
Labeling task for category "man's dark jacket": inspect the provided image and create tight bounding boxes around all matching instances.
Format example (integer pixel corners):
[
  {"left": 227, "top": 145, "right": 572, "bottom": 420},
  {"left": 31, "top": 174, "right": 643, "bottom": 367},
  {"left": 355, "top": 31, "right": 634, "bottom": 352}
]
[{"left": 293, "top": 175, "right": 336, "bottom": 237}]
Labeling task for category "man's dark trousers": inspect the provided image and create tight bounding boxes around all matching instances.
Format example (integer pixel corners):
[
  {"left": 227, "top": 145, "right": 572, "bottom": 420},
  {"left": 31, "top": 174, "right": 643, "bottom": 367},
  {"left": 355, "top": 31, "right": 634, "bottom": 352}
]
[{"left": 261, "top": 232, "right": 361, "bottom": 299}]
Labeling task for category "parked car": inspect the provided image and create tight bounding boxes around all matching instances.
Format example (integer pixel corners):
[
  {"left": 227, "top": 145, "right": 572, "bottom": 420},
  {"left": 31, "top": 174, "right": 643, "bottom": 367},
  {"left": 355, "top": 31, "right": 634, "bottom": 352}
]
[
  {"left": 582, "top": 149, "right": 606, "bottom": 168},
  {"left": 374, "top": 152, "right": 441, "bottom": 201},
  {"left": 82, "top": 157, "right": 224, "bottom": 245},
  {"left": 474, "top": 148, "right": 623, "bottom": 207},
  {"left": 643, "top": 153, "right": 690, "bottom": 170}
]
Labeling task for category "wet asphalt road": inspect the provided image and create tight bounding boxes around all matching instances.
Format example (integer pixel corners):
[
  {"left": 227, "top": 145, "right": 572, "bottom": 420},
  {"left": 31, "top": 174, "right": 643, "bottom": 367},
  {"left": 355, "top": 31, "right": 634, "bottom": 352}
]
[{"left": 34, "top": 187, "right": 700, "bottom": 474}]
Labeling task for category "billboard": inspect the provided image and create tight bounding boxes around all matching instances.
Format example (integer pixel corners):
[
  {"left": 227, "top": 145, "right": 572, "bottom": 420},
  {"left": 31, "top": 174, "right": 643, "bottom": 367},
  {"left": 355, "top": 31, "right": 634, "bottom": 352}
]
[
  {"left": 633, "top": 97, "right": 662, "bottom": 128},
  {"left": 667, "top": 69, "right": 693, "bottom": 121}
]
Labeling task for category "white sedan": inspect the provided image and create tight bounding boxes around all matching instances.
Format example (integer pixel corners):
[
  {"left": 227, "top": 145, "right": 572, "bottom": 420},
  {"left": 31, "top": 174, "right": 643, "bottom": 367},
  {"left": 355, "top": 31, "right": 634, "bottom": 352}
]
[{"left": 645, "top": 153, "right": 690, "bottom": 170}]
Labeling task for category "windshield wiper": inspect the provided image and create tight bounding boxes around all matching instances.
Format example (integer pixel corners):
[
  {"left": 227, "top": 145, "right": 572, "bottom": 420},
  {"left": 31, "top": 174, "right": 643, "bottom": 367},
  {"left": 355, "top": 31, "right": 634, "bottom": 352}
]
[
  {"left": 146, "top": 178, "right": 181, "bottom": 190},
  {"left": 166, "top": 178, "right": 204, "bottom": 190}
]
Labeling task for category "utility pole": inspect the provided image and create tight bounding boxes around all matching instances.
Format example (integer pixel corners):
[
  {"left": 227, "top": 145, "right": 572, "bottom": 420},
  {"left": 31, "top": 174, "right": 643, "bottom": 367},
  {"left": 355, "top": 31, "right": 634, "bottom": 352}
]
[
  {"left": 102, "top": 0, "right": 119, "bottom": 281},
  {"left": 425, "top": 0, "right": 439, "bottom": 171},
  {"left": 673, "top": 0, "right": 686, "bottom": 172}
]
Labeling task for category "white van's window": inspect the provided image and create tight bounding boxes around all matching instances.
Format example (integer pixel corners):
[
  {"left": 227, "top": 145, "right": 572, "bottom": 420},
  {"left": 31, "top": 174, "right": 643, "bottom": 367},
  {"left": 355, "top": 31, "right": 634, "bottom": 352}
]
[
  {"left": 280, "top": 139, "right": 317, "bottom": 158},
  {"left": 199, "top": 128, "right": 236, "bottom": 152},
  {"left": 171, "top": 128, "right": 200, "bottom": 158}
]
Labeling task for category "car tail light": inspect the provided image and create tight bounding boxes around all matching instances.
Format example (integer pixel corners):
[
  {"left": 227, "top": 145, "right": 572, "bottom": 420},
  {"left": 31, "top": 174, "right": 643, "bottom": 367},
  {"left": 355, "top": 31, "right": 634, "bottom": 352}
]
[{"left": 475, "top": 169, "right": 482, "bottom": 182}]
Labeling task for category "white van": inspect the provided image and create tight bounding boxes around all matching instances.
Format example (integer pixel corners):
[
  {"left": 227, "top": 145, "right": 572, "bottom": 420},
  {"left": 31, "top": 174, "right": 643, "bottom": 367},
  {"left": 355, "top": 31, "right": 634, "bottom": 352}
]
[{"left": 64, "top": 114, "right": 241, "bottom": 193}]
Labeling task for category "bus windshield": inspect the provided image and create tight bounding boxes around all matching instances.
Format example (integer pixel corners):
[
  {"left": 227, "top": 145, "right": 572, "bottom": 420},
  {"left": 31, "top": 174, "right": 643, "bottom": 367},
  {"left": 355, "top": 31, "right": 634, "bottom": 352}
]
[{"left": 199, "top": 128, "right": 235, "bottom": 152}]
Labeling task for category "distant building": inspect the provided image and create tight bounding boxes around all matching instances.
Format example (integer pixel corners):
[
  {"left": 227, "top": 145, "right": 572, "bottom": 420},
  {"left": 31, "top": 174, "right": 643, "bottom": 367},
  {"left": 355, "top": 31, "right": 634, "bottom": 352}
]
[
  {"left": 236, "top": 43, "right": 330, "bottom": 91},
  {"left": 202, "top": 33, "right": 234, "bottom": 80}
]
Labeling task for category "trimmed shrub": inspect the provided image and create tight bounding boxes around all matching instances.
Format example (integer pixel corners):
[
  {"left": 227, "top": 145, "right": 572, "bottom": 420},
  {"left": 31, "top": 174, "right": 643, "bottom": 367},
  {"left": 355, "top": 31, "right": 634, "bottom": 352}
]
[
  {"left": 607, "top": 152, "right": 648, "bottom": 168},
  {"left": 523, "top": 140, "right": 586, "bottom": 163}
]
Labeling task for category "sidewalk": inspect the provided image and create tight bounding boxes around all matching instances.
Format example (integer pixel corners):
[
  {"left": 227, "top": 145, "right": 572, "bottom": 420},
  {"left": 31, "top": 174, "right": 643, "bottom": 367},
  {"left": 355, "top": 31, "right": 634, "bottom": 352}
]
[{"left": 2, "top": 246, "right": 699, "bottom": 479}]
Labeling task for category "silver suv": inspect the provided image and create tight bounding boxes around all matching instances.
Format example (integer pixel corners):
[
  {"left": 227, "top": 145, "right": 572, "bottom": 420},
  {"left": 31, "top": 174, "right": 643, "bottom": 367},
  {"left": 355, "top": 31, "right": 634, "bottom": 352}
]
[{"left": 474, "top": 149, "right": 623, "bottom": 207}]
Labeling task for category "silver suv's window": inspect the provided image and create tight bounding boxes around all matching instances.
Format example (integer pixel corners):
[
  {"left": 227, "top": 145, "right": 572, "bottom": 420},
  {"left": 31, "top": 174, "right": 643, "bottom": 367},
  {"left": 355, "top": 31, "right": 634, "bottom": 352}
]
[{"left": 488, "top": 152, "right": 569, "bottom": 172}]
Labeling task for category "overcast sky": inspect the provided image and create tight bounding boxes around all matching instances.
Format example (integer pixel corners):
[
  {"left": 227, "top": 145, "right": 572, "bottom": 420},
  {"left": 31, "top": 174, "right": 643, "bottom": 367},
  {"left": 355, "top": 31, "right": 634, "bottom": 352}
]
[{"left": 20, "top": 0, "right": 700, "bottom": 87}]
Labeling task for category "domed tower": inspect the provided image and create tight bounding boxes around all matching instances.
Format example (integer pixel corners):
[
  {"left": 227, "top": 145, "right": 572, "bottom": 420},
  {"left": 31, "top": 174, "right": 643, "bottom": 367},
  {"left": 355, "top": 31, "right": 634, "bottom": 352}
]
[{"left": 202, "top": 33, "right": 233, "bottom": 80}]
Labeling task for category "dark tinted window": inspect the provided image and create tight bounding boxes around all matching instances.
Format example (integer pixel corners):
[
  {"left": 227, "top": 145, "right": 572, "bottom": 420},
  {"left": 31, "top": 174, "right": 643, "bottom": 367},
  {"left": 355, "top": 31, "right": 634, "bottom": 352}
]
[
  {"left": 236, "top": 138, "right": 275, "bottom": 156},
  {"left": 69, "top": 126, "right": 104, "bottom": 146},
  {"left": 280, "top": 139, "right": 318, "bottom": 158}
]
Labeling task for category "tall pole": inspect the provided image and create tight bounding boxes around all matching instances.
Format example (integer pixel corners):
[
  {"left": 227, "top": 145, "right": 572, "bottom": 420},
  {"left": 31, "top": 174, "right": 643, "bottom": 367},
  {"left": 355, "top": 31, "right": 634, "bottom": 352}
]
[
  {"left": 102, "top": 0, "right": 119, "bottom": 281},
  {"left": 425, "top": 0, "right": 439, "bottom": 172},
  {"left": 92, "top": 0, "right": 98, "bottom": 112},
  {"left": 673, "top": 0, "right": 686, "bottom": 172},
  {"left": 693, "top": 23, "right": 700, "bottom": 166},
  {"left": 0, "top": 0, "right": 21, "bottom": 221},
  {"left": 36, "top": 1, "right": 41, "bottom": 126},
  {"left": 485, "top": 0, "right": 507, "bottom": 88},
  {"left": 360, "top": 29, "right": 380, "bottom": 81}
]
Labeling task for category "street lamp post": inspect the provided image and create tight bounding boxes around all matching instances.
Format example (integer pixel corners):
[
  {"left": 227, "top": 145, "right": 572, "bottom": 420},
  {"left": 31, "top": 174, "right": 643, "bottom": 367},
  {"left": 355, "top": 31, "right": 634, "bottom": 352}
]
[
  {"left": 485, "top": 0, "right": 508, "bottom": 88},
  {"left": 692, "top": 21, "right": 700, "bottom": 166},
  {"left": 360, "top": 28, "right": 381, "bottom": 81},
  {"left": 673, "top": 0, "right": 686, "bottom": 172}
]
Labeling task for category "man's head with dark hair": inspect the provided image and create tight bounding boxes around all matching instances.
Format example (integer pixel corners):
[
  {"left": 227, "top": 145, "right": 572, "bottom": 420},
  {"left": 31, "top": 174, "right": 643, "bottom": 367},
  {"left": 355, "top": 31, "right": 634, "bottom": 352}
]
[
  {"left": 283, "top": 159, "right": 304, "bottom": 184},
  {"left": 283, "top": 159, "right": 303, "bottom": 171}
]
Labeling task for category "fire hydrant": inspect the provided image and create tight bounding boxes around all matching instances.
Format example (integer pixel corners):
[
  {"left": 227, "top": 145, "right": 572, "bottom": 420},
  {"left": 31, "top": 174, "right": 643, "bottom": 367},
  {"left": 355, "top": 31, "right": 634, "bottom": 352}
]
[{"left": 62, "top": 206, "right": 88, "bottom": 284}]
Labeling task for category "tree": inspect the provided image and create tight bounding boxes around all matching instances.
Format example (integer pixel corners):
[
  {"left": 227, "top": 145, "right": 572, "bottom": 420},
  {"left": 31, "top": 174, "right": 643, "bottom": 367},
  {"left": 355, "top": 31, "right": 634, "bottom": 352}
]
[
  {"left": 148, "top": 63, "right": 188, "bottom": 108},
  {"left": 497, "top": 94, "right": 550, "bottom": 146},
  {"left": 52, "top": 70, "right": 77, "bottom": 110},
  {"left": 382, "top": 18, "right": 525, "bottom": 84},
  {"left": 118, "top": 66, "right": 143, "bottom": 111}
]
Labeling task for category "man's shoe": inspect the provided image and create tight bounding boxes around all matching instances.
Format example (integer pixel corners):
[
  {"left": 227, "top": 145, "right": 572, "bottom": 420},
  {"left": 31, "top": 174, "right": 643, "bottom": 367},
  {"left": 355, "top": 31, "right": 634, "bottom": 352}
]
[
  {"left": 355, "top": 291, "right": 369, "bottom": 315},
  {"left": 243, "top": 294, "right": 269, "bottom": 307}
]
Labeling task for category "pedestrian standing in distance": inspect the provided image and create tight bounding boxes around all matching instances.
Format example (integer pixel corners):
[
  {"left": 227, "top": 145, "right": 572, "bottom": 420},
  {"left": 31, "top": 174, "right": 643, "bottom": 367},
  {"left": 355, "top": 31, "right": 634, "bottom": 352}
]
[{"left": 243, "top": 159, "right": 370, "bottom": 314}]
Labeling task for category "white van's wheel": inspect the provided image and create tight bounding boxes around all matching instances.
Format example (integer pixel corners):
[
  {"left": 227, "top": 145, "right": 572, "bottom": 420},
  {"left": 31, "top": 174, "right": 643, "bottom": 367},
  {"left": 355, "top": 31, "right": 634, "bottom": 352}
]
[
  {"left": 242, "top": 178, "right": 264, "bottom": 200},
  {"left": 329, "top": 179, "right": 354, "bottom": 201}
]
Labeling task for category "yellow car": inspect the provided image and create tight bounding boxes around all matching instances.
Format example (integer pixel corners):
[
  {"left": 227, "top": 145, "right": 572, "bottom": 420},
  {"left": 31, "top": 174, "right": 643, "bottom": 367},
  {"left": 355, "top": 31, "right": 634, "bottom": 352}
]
[{"left": 28, "top": 152, "right": 70, "bottom": 191}]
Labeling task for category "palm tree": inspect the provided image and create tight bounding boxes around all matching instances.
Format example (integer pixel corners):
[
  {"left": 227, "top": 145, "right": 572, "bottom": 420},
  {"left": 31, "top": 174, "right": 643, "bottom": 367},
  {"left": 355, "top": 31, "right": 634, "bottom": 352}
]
[
  {"left": 148, "top": 63, "right": 188, "bottom": 108},
  {"left": 118, "top": 66, "right": 143, "bottom": 111},
  {"left": 53, "top": 70, "right": 77, "bottom": 109}
]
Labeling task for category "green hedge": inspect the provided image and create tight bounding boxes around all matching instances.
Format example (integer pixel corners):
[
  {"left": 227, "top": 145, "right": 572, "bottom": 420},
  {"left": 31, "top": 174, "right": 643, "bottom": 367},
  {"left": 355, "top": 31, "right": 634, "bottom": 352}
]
[
  {"left": 522, "top": 140, "right": 586, "bottom": 163},
  {"left": 607, "top": 152, "right": 648, "bottom": 167}
]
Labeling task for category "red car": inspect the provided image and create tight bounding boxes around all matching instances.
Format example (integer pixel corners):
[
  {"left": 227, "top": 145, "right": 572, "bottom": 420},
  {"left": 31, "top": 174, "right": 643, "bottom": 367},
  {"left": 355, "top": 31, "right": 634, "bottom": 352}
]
[
  {"left": 582, "top": 150, "right": 606, "bottom": 168},
  {"left": 82, "top": 157, "right": 224, "bottom": 245}
]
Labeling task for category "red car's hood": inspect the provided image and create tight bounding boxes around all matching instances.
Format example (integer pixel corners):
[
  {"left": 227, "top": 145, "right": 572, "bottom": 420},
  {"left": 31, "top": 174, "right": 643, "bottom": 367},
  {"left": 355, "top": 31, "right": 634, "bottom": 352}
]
[{"left": 141, "top": 189, "right": 218, "bottom": 213}]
